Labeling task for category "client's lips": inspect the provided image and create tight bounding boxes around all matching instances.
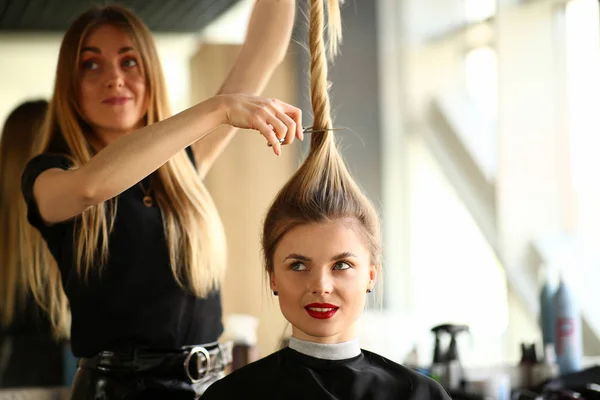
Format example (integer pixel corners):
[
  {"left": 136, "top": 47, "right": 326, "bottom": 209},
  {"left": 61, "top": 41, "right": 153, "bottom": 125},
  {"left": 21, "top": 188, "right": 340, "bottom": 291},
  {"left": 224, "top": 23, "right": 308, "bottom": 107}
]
[{"left": 305, "top": 303, "right": 339, "bottom": 319}]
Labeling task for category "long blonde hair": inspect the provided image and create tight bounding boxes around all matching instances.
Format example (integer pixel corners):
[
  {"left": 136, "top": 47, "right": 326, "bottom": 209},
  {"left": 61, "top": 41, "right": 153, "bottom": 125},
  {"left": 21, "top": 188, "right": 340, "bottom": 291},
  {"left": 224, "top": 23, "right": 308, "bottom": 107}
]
[
  {"left": 262, "top": 0, "right": 381, "bottom": 275},
  {"left": 29, "top": 5, "right": 226, "bottom": 338},
  {"left": 0, "top": 100, "right": 49, "bottom": 328}
]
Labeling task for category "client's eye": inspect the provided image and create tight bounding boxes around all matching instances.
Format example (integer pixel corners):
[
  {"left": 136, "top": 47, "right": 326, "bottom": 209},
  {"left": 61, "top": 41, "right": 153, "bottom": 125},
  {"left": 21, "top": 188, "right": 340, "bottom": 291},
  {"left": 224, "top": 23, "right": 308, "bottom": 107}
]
[
  {"left": 333, "top": 262, "right": 351, "bottom": 271},
  {"left": 290, "top": 262, "right": 307, "bottom": 271}
]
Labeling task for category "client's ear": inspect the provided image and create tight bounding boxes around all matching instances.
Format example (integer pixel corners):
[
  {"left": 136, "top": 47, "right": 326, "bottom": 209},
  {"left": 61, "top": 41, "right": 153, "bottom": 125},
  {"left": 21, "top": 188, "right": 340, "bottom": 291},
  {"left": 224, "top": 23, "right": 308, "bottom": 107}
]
[
  {"left": 269, "top": 272, "right": 278, "bottom": 293},
  {"left": 367, "top": 264, "right": 377, "bottom": 291}
]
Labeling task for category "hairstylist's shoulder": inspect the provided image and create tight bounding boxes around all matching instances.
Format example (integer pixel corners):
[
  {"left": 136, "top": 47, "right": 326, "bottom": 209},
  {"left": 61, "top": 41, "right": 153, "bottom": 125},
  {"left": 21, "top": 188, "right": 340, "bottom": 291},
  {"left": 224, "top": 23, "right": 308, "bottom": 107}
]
[
  {"left": 23, "top": 152, "right": 72, "bottom": 174},
  {"left": 22, "top": 153, "right": 73, "bottom": 205},
  {"left": 21, "top": 153, "right": 74, "bottom": 229},
  {"left": 22, "top": 153, "right": 74, "bottom": 215},
  {"left": 21, "top": 151, "right": 91, "bottom": 227}
]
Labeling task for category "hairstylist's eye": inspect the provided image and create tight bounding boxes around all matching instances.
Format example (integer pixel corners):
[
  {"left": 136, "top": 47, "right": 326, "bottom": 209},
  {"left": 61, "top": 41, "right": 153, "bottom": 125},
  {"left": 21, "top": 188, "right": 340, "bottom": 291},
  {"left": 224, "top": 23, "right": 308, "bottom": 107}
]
[
  {"left": 290, "top": 262, "right": 307, "bottom": 271},
  {"left": 81, "top": 59, "right": 99, "bottom": 71},
  {"left": 333, "top": 262, "right": 351, "bottom": 271},
  {"left": 122, "top": 57, "right": 138, "bottom": 68}
]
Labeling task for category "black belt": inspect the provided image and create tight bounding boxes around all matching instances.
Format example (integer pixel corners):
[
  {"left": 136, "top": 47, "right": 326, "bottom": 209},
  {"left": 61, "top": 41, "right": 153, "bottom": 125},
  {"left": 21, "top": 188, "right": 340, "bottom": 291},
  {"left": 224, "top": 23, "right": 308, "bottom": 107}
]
[{"left": 79, "top": 341, "right": 233, "bottom": 383}]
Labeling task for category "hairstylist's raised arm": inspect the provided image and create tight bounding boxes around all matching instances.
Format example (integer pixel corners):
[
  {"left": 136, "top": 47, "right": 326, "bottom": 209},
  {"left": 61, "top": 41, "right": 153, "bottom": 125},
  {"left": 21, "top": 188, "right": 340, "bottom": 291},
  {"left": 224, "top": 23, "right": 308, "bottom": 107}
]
[
  {"left": 32, "top": 94, "right": 299, "bottom": 225},
  {"left": 191, "top": 0, "right": 301, "bottom": 178}
]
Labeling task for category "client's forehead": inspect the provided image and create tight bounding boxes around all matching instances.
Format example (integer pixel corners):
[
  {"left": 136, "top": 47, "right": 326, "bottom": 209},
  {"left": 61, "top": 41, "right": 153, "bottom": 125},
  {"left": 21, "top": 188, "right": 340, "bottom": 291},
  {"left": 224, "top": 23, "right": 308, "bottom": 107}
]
[{"left": 275, "top": 221, "right": 370, "bottom": 263}]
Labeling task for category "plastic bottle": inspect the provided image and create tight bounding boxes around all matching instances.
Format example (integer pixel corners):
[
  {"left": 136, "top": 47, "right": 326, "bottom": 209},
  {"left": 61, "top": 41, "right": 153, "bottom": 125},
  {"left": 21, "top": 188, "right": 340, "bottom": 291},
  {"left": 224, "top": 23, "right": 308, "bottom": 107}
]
[{"left": 553, "top": 272, "right": 583, "bottom": 374}]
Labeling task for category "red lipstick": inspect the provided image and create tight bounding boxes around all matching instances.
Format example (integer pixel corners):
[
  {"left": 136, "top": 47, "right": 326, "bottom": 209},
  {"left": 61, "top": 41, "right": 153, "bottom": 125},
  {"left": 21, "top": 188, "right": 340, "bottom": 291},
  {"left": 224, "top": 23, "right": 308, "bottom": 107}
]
[{"left": 304, "top": 303, "right": 339, "bottom": 319}]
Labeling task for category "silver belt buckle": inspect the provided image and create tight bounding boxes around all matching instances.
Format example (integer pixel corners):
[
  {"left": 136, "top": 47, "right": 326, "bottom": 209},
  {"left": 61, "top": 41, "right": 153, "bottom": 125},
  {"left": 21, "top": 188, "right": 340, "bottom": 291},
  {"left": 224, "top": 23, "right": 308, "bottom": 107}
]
[{"left": 183, "top": 346, "right": 211, "bottom": 383}]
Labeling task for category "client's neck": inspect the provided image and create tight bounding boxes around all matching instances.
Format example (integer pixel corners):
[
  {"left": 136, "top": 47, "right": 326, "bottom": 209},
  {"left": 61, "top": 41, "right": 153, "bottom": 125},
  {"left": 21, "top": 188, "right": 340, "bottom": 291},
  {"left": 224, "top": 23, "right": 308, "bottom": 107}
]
[{"left": 288, "top": 336, "right": 361, "bottom": 360}]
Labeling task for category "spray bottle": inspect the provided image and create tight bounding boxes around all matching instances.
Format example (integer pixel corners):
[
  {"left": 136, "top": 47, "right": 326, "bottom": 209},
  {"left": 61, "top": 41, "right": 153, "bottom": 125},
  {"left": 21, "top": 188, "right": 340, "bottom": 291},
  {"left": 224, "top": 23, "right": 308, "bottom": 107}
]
[{"left": 431, "top": 324, "right": 470, "bottom": 390}]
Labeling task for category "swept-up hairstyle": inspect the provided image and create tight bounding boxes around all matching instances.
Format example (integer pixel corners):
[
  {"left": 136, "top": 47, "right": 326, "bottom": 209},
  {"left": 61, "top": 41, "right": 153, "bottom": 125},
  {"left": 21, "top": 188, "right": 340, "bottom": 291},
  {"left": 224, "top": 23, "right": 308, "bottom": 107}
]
[{"left": 262, "top": 0, "right": 381, "bottom": 276}]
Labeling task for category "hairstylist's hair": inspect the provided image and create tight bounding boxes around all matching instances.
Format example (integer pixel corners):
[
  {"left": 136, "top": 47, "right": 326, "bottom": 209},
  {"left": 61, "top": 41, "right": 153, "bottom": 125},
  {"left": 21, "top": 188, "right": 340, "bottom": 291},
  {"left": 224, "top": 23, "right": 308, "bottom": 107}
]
[
  {"left": 28, "top": 5, "right": 226, "bottom": 338},
  {"left": 0, "top": 100, "right": 48, "bottom": 328},
  {"left": 262, "top": 0, "right": 381, "bottom": 274}
]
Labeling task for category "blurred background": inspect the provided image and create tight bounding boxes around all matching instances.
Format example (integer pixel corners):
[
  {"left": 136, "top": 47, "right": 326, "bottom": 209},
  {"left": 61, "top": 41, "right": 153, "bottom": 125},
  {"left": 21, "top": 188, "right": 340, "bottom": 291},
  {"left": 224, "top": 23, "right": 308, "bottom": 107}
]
[{"left": 1, "top": 0, "right": 599, "bottom": 397}]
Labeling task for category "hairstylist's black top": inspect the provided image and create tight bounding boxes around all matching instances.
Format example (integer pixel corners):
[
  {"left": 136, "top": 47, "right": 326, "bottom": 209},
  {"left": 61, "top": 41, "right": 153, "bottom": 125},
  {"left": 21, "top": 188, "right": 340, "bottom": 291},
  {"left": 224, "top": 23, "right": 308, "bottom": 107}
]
[{"left": 20, "top": 147, "right": 223, "bottom": 358}]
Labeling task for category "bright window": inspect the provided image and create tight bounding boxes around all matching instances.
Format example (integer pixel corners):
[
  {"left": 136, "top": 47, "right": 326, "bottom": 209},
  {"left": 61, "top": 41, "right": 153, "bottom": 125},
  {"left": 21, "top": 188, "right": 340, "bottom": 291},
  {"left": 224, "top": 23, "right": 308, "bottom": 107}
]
[
  {"left": 565, "top": 0, "right": 600, "bottom": 243},
  {"left": 562, "top": 0, "right": 600, "bottom": 343},
  {"left": 408, "top": 135, "right": 509, "bottom": 366},
  {"left": 464, "top": 0, "right": 496, "bottom": 22},
  {"left": 465, "top": 46, "right": 498, "bottom": 121}
]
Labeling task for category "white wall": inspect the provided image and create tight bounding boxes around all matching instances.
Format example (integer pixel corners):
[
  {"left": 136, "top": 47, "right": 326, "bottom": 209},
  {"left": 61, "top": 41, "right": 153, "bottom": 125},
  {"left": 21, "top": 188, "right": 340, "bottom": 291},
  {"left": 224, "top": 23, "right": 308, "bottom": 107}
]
[{"left": 0, "top": 35, "right": 61, "bottom": 125}]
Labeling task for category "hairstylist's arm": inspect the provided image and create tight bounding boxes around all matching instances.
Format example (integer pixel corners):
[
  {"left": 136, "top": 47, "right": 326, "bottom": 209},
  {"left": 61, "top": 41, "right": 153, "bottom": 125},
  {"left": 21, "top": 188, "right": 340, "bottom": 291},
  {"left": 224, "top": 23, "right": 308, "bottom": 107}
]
[
  {"left": 191, "top": 0, "right": 301, "bottom": 179},
  {"left": 32, "top": 94, "right": 300, "bottom": 225}
]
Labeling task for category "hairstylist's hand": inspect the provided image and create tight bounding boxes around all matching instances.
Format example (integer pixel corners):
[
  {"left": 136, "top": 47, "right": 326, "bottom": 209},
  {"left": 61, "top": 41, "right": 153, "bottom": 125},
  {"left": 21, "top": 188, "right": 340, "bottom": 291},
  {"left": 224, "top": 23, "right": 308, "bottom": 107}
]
[{"left": 216, "top": 93, "right": 303, "bottom": 155}]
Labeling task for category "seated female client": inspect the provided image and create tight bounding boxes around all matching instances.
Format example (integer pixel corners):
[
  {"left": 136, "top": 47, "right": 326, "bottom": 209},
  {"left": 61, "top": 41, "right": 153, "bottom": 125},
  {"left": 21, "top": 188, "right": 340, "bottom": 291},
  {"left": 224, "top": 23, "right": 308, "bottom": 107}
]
[{"left": 201, "top": 0, "right": 452, "bottom": 398}]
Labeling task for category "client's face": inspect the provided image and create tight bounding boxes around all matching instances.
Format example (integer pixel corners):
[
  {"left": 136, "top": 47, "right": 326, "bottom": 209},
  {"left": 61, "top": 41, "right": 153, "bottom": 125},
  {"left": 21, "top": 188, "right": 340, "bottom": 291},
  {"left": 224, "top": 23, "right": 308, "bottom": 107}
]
[{"left": 271, "top": 220, "right": 376, "bottom": 344}]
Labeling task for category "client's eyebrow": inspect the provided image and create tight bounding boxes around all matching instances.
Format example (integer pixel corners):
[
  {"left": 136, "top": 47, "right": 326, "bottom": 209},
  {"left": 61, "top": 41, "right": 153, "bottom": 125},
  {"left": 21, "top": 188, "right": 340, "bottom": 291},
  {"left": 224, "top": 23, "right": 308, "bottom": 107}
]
[
  {"left": 330, "top": 252, "right": 357, "bottom": 261},
  {"left": 283, "top": 252, "right": 357, "bottom": 262},
  {"left": 284, "top": 253, "right": 311, "bottom": 262}
]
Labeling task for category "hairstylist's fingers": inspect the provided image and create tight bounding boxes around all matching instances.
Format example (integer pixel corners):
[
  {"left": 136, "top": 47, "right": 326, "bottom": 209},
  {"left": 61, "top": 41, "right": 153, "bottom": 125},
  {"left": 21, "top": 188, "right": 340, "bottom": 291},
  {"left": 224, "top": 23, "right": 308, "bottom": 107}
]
[
  {"left": 266, "top": 98, "right": 302, "bottom": 142},
  {"left": 282, "top": 104, "right": 303, "bottom": 140},
  {"left": 276, "top": 112, "right": 297, "bottom": 145},
  {"left": 255, "top": 119, "right": 281, "bottom": 155},
  {"left": 267, "top": 114, "right": 288, "bottom": 143}
]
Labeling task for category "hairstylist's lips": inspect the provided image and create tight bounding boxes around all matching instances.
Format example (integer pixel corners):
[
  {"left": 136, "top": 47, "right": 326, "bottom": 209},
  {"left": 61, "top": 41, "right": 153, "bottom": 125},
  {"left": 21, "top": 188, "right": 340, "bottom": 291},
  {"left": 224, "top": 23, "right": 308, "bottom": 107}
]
[
  {"left": 102, "top": 96, "right": 131, "bottom": 105},
  {"left": 305, "top": 303, "right": 339, "bottom": 320}
]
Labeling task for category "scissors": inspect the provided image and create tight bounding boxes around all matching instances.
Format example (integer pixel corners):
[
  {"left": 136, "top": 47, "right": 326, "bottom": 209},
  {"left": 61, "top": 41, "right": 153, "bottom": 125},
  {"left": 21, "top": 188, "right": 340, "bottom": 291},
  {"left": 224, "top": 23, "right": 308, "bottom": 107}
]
[{"left": 267, "top": 127, "right": 344, "bottom": 146}]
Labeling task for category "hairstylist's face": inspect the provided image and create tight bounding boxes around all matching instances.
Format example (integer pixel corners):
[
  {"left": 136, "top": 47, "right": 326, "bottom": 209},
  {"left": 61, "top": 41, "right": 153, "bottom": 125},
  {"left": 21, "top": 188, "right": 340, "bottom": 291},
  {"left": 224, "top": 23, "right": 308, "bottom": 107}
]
[
  {"left": 78, "top": 24, "right": 148, "bottom": 145},
  {"left": 271, "top": 220, "right": 376, "bottom": 344}
]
